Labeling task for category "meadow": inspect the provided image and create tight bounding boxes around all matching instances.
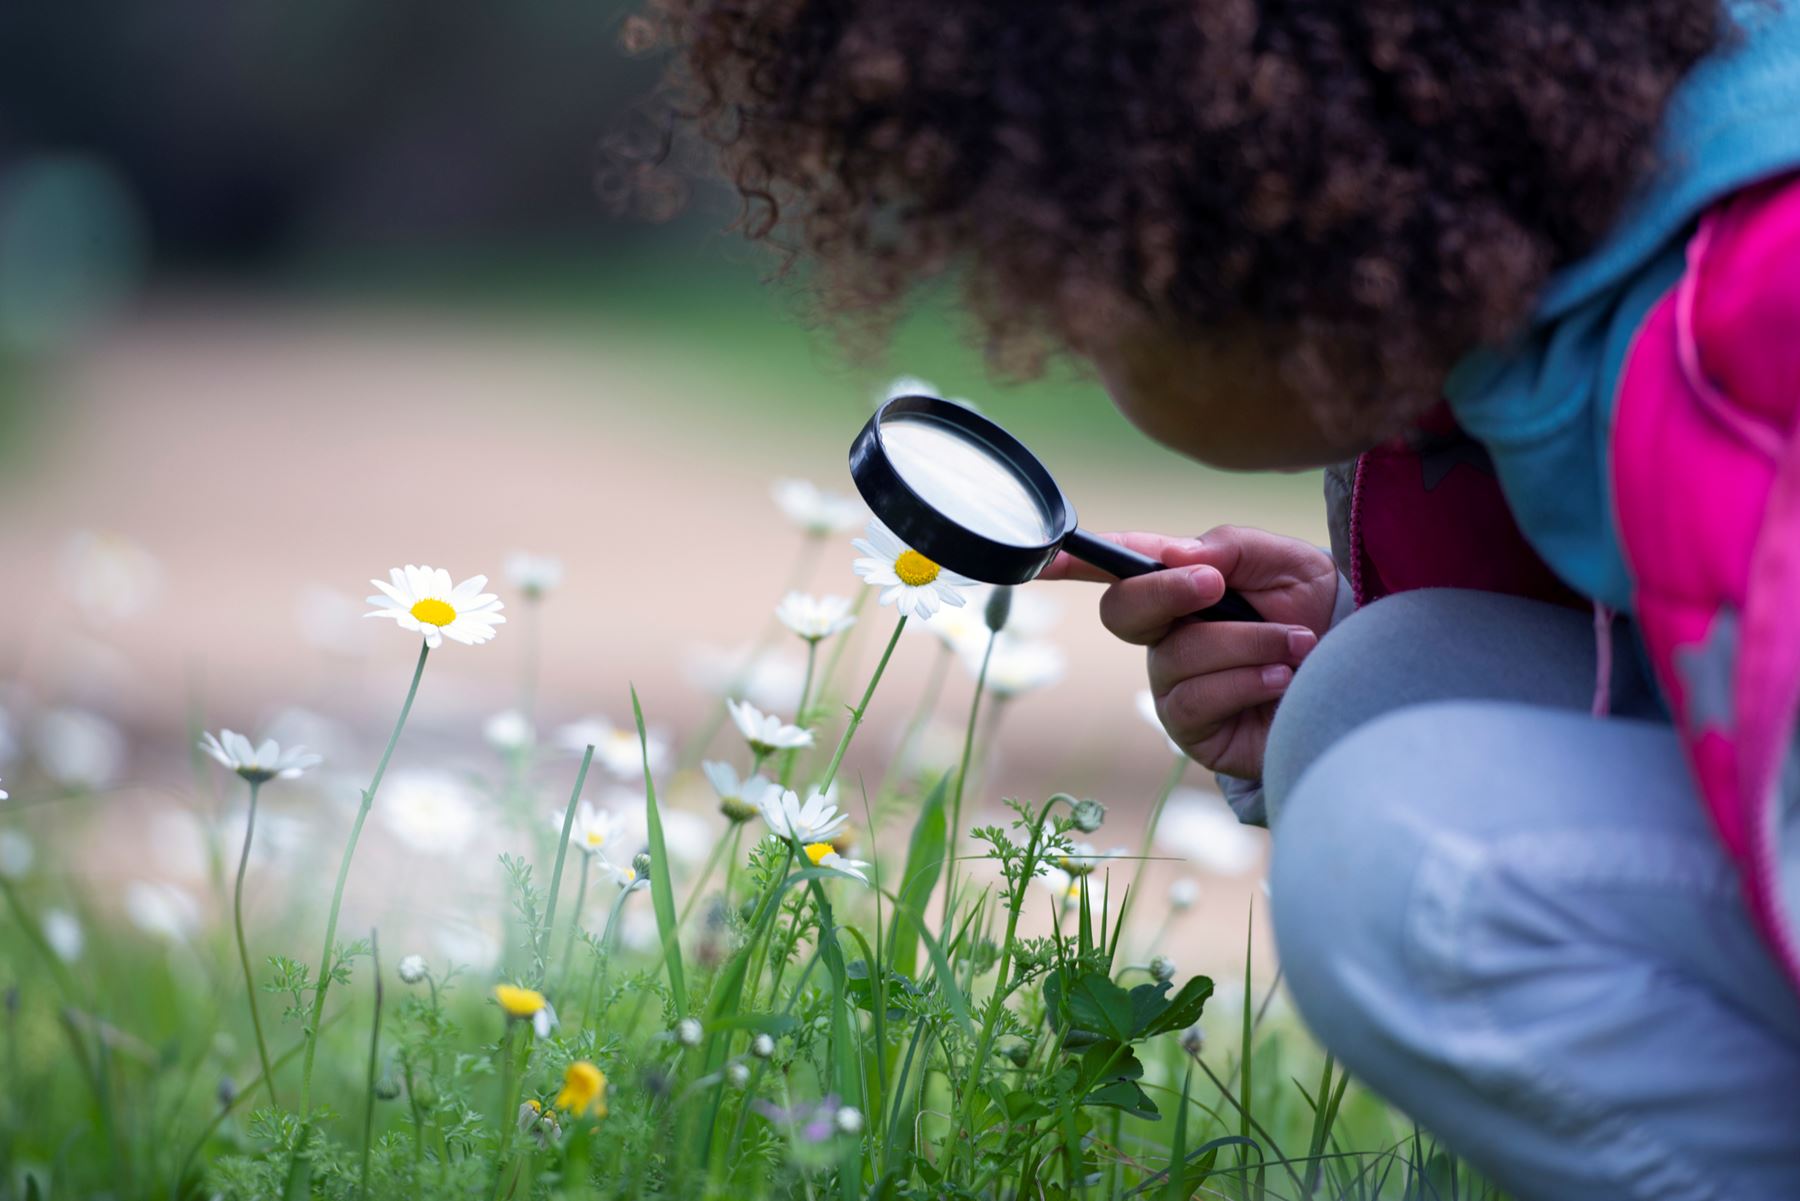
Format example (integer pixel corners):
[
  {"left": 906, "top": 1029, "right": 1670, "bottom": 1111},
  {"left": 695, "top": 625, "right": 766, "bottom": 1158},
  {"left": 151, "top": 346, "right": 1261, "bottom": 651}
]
[{"left": 0, "top": 467, "right": 1505, "bottom": 1200}]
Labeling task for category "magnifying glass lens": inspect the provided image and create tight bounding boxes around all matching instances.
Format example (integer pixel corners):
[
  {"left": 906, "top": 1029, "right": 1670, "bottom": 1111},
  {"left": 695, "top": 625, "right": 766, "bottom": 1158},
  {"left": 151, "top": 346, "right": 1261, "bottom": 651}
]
[{"left": 880, "top": 413, "right": 1056, "bottom": 547}]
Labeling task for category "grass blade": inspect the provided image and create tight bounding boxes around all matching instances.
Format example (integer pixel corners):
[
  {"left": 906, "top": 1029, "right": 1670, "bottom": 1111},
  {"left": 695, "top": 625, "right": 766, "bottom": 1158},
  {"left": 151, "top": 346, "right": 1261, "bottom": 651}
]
[{"left": 631, "top": 686, "right": 685, "bottom": 1014}]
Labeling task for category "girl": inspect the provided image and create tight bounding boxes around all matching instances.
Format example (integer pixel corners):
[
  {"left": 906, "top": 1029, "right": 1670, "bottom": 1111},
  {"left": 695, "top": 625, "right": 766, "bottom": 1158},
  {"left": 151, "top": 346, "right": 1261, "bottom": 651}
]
[{"left": 648, "top": 2, "right": 1800, "bottom": 1196}]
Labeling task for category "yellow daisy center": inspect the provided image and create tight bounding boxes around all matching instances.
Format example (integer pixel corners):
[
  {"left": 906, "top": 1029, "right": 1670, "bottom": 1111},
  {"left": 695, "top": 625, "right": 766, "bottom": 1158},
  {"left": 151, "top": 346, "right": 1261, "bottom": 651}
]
[
  {"left": 494, "top": 983, "right": 546, "bottom": 1017},
  {"left": 410, "top": 597, "right": 457, "bottom": 627},
  {"left": 803, "top": 842, "right": 834, "bottom": 866},
  {"left": 893, "top": 549, "right": 941, "bottom": 588},
  {"left": 586, "top": 830, "right": 606, "bottom": 847}
]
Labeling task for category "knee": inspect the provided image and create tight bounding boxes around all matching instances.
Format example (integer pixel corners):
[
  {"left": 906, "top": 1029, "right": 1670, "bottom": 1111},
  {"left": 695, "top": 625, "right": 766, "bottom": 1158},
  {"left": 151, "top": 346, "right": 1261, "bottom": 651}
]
[{"left": 1264, "top": 589, "right": 1450, "bottom": 816}]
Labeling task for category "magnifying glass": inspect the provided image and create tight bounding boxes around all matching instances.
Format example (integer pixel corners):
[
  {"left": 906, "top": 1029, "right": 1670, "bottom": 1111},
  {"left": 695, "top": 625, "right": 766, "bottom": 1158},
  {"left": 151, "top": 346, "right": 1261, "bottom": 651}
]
[{"left": 848, "top": 395, "right": 1262, "bottom": 623}]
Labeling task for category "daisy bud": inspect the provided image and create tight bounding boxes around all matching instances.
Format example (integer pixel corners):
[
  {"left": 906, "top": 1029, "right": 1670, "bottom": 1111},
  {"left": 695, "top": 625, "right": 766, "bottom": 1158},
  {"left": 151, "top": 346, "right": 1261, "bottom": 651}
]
[
  {"left": 726, "top": 1062, "right": 751, "bottom": 1089},
  {"left": 1149, "top": 955, "right": 1176, "bottom": 984},
  {"left": 676, "top": 1017, "right": 703, "bottom": 1047},
  {"left": 632, "top": 851, "right": 654, "bottom": 879},
  {"left": 750, "top": 1033, "right": 776, "bottom": 1060},
  {"left": 1071, "top": 799, "right": 1105, "bottom": 833},
  {"left": 397, "top": 955, "right": 428, "bottom": 985},
  {"left": 834, "top": 1105, "right": 865, "bottom": 1136},
  {"left": 984, "top": 586, "right": 1013, "bottom": 633},
  {"left": 374, "top": 1073, "right": 402, "bottom": 1101},
  {"left": 1169, "top": 878, "right": 1200, "bottom": 911},
  {"left": 1180, "top": 1025, "right": 1205, "bottom": 1055},
  {"left": 1005, "top": 1042, "right": 1031, "bottom": 1068},
  {"left": 217, "top": 1076, "right": 237, "bottom": 1109}
]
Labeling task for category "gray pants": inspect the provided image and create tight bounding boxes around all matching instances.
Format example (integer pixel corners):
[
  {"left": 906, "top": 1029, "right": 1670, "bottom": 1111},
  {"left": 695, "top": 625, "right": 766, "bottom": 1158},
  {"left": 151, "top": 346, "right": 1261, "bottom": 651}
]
[{"left": 1264, "top": 589, "right": 1800, "bottom": 1201}]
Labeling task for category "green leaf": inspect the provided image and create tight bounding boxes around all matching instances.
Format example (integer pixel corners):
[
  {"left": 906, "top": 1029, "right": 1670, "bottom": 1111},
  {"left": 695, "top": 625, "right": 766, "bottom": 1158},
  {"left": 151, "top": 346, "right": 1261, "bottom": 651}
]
[
  {"left": 1065, "top": 972, "right": 1136, "bottom": 1043},
  {"left": 1003, "top": 1089, "right": 1050, "bottom": 1123},
  {"left": 1161, "top": 1070, "right": 1192, "bottom": 1201},
  {"left": 1128, "top": 980, "right": 1172, "bottom": 1035},
  {"left": 1085, "top": 1079, "right": 1159, "bottom": 1120},
  {"left": 704, "top": 1012, "right": 800, "bottom": 1036},
  {"left": 23, "top": 1174, "right": 43, "bottom": 1201},
  {"left": 887, "top": 772, "right": 948, "bottom": 984},
  {"left": 1141, "top": 975, "right": 1213, "bottom": 1038},
  {"left": 632, "top": 686, "right": 686, "bottom": 1015}
]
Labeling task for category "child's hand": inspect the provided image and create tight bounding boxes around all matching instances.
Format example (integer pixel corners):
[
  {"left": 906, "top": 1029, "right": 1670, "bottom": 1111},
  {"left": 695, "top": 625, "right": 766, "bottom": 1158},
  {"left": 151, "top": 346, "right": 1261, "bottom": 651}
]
[{"left": 1040, "top": 526, "right": 1339, "bottom": 779}]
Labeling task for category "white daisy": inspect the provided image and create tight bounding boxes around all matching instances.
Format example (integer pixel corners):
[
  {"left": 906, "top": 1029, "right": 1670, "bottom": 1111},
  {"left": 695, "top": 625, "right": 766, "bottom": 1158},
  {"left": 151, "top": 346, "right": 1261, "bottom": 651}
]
[
  {"left": 775, "top": 593, "right": 857, "bottom": 643},
  {"left": 553, "top": 801, "right": 622, "bottom": 858},
  {"left": 34, "top": 708, "right": 125, "bottom": 790},
  {"left": 0, "top": 829, "right": 31, "bottom": 878},
  {"left": 124, "top": 881, "right": 200, "bottom": 942},
  {"left": 60, "top": 530, "right": 161, "bottom": 625},
  {"left": 852, "top": 520, "right": 973, "bottom": 620},
  {"left": 596, "top": 853, "right": 642, "bottom": 890},
  {"left": 969, "top": 636, "right": 1066, "bottom": 698},
  {"left": 702, "top": 760, "right": 775, "bottom": 824},
  {"left": 759, "top": 787, "right": 849, "bottom": 845},
  {"left": 365, "top": 565, "right": 505, "bottom": 649},
  {"left": 1056, "top": 842, "right": 1129, "bottom": 878},
  {"left": 1153, "top": 789, "right": 1265, "bottom": 876},
  {"left": 505, "top": 552, "right": 564, "bottom": 599},
  {"left": 0, "top": 776, "right": 7, "bottom": 801},
  {"left": 199, "top": 729, "right": 321, "bottom": 783},
  {"left": 483, "top": 709, "right": 535, "bottom": 752},
  {"left": 556, "top": 717, "right": 667, "bottom": 780},
  {"left": 378, "top": 769, "right": 480, "bottom": 856},
  {"left": 42, "top": 908, "right": 83, "bottom": 962},
  {"left": 918, "top": 603, "right": 988, "bottom": 655},
  {"left": 1038, "top": 864, "right": 1110, "bottom": 912},
  {"left": 726, "top": 700, "right": 814, "bottom": 757},
  {"left": 773, "top": 479, "right": 863, "bottom": 537},
  {"left": 1136, "top": 690, "right": 1185, "bottom": 757},
  {"left": 802, "top": 840, "right": 871, "bottom": 885}
]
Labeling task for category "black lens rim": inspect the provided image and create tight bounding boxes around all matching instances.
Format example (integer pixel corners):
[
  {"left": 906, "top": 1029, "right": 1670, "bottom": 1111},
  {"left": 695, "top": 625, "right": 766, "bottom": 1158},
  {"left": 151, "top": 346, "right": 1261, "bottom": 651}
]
[{"left": 847, "top": 395, "right": 1077, "bottom": 586}]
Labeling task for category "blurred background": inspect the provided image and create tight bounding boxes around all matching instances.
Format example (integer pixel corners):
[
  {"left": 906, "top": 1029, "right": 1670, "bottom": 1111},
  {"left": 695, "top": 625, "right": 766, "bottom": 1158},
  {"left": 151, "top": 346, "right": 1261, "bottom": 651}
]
[{"left": 0, "top": 3, "right": 1327, "bottom": 983}]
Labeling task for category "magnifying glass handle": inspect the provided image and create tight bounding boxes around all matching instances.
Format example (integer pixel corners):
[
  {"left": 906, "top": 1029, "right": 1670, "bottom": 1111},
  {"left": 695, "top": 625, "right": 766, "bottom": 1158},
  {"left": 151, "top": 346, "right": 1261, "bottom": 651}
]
[{"left": 1060, "top": 528, "right": 1264, "bottom": 623}]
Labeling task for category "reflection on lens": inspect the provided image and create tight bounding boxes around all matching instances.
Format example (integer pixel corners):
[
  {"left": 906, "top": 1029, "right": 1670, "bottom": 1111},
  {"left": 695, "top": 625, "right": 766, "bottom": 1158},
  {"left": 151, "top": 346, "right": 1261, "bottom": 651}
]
[{"left": 881, "top": 415, "right": 1054, "bottom": 547}]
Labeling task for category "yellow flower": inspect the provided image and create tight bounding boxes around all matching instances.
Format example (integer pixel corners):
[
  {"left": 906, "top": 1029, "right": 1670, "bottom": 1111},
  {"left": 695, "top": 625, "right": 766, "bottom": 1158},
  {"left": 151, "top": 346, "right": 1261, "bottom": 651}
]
[
  {"left": 555, "top": 1061, "right": 608, "bottom": 1118},
  {"left": 495, "top": 984, "right": 547, "bottom": 1018}
]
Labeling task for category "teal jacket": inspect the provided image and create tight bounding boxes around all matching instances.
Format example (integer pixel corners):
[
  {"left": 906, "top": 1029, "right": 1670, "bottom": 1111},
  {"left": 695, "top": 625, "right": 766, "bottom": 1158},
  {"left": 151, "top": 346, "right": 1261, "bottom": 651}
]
[{"left": 1444, "top": 0, "right": 1800, "bottom": 611}]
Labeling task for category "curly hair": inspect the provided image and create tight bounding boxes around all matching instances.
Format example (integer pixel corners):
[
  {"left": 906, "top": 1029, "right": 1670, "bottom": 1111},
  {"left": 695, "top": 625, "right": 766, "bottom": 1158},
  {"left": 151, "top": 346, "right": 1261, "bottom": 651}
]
[{"left": 642, "top": 0, "right": 1726, "bottom": 428}]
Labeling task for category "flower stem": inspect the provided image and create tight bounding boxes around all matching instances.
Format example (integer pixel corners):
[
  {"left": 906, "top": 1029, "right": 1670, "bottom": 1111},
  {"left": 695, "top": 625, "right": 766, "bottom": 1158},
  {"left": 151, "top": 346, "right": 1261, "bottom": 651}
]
[
  {"left": 540, "top": 746, "right": 596, "bottom": 986},
  {"left": 231, "top": 778, "right": 279, "bottom": 1107},
  {"left": 1115, "top": 752, "right": 1188, "bottom": 937},
  {"left": 778, "top": 640, "right": 820, "bottom": 789},
  {"left": 942, "top": 627, "right": 996, "bottom": 930},
  {"left": 558, "top": 854, "right": 592, "bottom": 992},
  {"left": 300, "top": 639, "right": 430, "bottom": 1119},
  {"left": 358, "top": 928, "right": 382, "bottom": 1201},
  {"left": 814, "top": 615, "right": 906, "bottom": 799}
]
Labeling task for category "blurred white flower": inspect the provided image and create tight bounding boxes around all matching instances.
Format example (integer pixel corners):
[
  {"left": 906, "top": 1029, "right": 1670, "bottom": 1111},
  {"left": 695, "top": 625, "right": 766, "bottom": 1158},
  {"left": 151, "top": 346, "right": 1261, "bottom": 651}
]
[
  {"left": 969, "top": 636, "right": 1065, "bottom": 698},
  {"left": 835, "top": 1105, "right": 865, "bottom": 1135},
  {"left": 199, "top": 729, "right": 320, "bottom": 783},
  {"left": 397, "top": 954, "right": 428, "bottom": 984},
  {"left": 1154, "top": 789, "right": 1264, "bottom": 876},
  {"left": 0, "top": 829, "right": 32, "bottom": 878},
  {"left": 878, "top": 376, "right": 980, "bottom": 414},
  {"left": 34, "top": 707, "right": 125, "bottom": 789},
  {"left": 124, "top": 881, "right": 200, "bottom": 942},
  {"left": 484, "top": 710, "right": 535, "bottom": 753},
  {"left": 852, "top": 520, "right": 973, "bottom": 620},
  {"left": 556, "top": 717, "right": 667, "bottom": 781},
  {"left": 294, "top": 585, "right": 373, "bottom": 657},
  {"left": 596, "top": 855, "right": 640, "bottom": 889},
  {"left": 1057, "top": 843, "right": 1128, "bottom": 877},
  {"left": 775, "top": 593, "right": 857, "bottom": 643},
  {"left": 759, "top": 788, "right": 848, "bottom": 845},
  {"left": 684, "top": 644, "right": 805, "bottom": 713},
  {"left": 918, "top": 603, "right": 987, "bottom": 655},
  {"left": 264, "top": 707, "right": 357, "bottom": 769},
  {"left": 553, "top": 800, "right": 622, "bottom": 859},
  {"left": 365, "top": 565, "right": 505, "bottom": 649},
  {"left": 434, "top": 921, "right": 501, "bottom": 971},
  {"left": 42, "top": 908, "right": 83, "bottom": 962},
  {"left": 772, "top": 478, "right": 863, "bottom": 537},
  {"left": 703, "top": 760, "right": 776, "bottom": 824},
  {"left": 0, "top": 775, "right": 7, "bottom": 801},
  {"left": 378, "top": 769, "right": 480, "bottom": 856},
  {"left": 1169, "top": 877, "right": 1201, "bottom": 910},
  {"left": 505, "top": 552, "right": 564, "bottom": 599},
  {"left": 1037, "top": 864, "right": 1108, "bottom": 911},
  {"left": 727, "top": 700, "right": 813, "bottom": 757},
  {"left": 60, "top": 530, "right": 161, "bottom": 625},
  {"left": 1136, "top": 690, "right": 1184, "bottom": 757},
  {"left": 803, "top": 841, "right": 870, "bottom": 885}
]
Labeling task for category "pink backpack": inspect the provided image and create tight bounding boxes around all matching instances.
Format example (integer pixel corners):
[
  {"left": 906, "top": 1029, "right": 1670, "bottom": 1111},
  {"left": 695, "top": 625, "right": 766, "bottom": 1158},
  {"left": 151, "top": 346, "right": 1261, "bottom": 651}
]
[{"left": 1613, "top": 172, "right": 1800, "bottom": 990}]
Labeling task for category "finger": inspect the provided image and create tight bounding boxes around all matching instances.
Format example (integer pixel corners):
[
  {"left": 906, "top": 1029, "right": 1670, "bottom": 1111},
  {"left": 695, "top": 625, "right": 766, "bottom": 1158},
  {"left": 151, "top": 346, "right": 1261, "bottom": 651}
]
[
  {"left": 1036, "top": 531, "right": 1207, "bottom": 583},
  {"left": 1163, "top": 525, "right": 1333, "bottom": 593},
  {"left": 1097, "top": 564, "right": 1226, "bottom": 644},
  {"left": 1158, "top": 663, "right": 1293, "bottom": 743},
  {"left": 1146, "top": 621, "right": 1317, "bottom": 694}
]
